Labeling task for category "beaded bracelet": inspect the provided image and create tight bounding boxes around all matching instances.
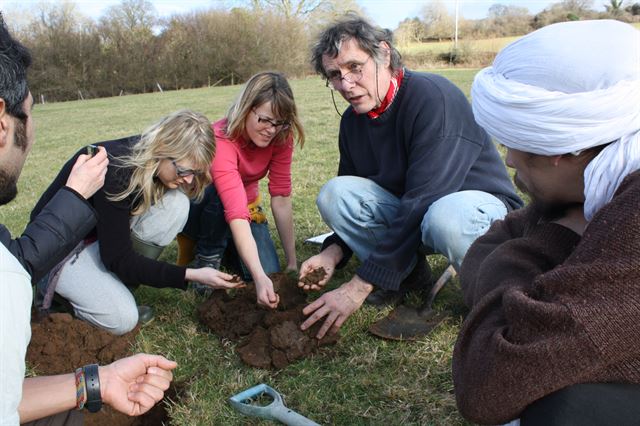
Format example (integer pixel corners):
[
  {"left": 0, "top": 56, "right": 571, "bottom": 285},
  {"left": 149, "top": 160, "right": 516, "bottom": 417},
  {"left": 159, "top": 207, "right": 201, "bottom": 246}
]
[{"left": 74, "top": 367, "right": 87, "bottom": 410}]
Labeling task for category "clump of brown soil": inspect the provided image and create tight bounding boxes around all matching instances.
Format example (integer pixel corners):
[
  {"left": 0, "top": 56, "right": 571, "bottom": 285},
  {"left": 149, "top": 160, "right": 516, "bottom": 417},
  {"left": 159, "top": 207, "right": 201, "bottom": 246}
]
[
  {"left": 298, "top": 267, "right": 327, "bottom": 287},
  {"left": 27, "top": 312, "right": 139, "bottom": 374},
  {"left": 197, "top": 272, "right": 339, "bottom": 369},
  {"left": 26, "top": 312, "right": 176, "bottom": 426}
]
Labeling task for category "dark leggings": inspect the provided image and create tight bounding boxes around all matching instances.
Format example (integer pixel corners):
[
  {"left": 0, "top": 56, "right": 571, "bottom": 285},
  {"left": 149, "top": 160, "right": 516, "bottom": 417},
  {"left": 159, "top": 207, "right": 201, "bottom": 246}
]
[{"left": 521, "top": 383, "right": 640, "bottom": 426}]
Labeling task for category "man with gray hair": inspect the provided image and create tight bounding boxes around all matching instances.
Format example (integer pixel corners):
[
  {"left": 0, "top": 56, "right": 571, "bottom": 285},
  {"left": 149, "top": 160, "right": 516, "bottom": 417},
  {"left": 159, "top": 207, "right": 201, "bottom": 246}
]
[
  {"left": 453, "top": 20, "right": 640, "bottom": 425},
  {"left": 298, "top": 13, "right": 521, "bottom": 338}
]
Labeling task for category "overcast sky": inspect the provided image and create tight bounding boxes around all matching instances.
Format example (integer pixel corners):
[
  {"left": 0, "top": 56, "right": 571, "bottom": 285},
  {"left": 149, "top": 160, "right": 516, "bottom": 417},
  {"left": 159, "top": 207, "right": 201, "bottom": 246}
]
[{"left": 8, "top": 0, "right": 605, "bottom": 30}]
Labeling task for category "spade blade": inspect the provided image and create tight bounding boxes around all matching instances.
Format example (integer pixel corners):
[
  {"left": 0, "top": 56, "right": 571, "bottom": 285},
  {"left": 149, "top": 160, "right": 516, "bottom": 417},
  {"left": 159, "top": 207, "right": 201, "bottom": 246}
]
[{"left": 368, "top": 305, "right": 448, "bottom": 341}]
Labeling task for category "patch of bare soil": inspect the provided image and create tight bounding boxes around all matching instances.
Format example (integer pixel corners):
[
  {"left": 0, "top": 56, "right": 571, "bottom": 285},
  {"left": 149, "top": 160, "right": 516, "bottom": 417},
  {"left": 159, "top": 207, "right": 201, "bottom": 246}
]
[
  {"left": 26, "top": 312, "right": 177, "bottom": 425},
  {"left": 197, "top": 272, "right": 338, "bottom": 369}
]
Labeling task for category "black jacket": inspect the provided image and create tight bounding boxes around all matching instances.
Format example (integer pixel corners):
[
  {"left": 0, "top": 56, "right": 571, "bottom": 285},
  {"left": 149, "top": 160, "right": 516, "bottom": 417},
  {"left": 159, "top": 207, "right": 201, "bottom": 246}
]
[{"left": 0, "top": 187, "right": 97, "bottom": 282}]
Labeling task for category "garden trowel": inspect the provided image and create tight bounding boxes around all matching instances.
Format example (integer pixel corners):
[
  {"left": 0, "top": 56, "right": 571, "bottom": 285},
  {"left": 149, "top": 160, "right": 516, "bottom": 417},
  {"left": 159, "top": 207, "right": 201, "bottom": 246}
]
[{"left": 368, "top": 265, "right": 456, "bottom": 341}]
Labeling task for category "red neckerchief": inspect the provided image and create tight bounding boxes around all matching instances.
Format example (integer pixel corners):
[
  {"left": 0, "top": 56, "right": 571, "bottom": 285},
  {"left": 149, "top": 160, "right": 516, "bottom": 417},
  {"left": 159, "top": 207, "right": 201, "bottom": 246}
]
[{"left": 367, "top": 68, "right": 404, "bottom": 119}]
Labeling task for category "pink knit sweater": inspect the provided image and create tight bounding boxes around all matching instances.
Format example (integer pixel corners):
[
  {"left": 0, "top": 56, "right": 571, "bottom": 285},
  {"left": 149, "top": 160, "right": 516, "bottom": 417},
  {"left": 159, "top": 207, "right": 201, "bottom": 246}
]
[{"left": 211, "top": 119, "right": 293, "bottom": 223}]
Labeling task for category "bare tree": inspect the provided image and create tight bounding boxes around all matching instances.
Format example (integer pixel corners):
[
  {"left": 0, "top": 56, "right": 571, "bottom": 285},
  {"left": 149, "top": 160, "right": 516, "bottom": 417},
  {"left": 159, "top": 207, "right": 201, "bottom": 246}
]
[
  {"left": 605, "top": 0, "right": 625, "bottom": 15},
  {"left": 561, "top": 0, "right": 595, "bottom": 13},
  {"left": 99, "top": 0, "right": 159, "bottom": 94},
  {"left": 395, "top": 17, "right": 426, "bottom": 46},
  {"left": 245, "top": 0, "right": 325, "bottom": 19},
  {"left": 486, "top": 4, "right": 532, "bottom": 36},
  {"left": 421, "top": 0, "right": 454, "bottom": 41},
  {"left": 533, "top": 0, "right": 597, "bottom": 27}
]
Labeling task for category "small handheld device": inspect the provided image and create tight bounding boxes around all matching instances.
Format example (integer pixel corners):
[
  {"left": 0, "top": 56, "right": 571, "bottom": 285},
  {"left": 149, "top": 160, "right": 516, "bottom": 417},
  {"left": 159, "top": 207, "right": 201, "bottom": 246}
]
[{"left": 85, "top": 144, "right": 98, "bottom": 157}]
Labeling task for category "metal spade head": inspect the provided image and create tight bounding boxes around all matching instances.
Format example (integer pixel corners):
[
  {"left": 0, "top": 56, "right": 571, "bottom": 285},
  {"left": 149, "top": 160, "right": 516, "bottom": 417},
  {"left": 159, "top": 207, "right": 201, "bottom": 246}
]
[
  {"left": 368, "top": 265, "right": 456, "bottom": 341},
  {"left": 368, "top": 305, "right": 448, "bottom": 341}
]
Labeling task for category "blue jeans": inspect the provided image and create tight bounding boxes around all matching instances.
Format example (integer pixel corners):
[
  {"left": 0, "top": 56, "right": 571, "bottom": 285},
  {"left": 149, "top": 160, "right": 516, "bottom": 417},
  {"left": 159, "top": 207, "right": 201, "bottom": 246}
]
[
  {"left": 182, "top": 185, "right": 280, "bottom": 280},
  {"left": 316, "top": 176, "right": 508, "bottom": 275}
]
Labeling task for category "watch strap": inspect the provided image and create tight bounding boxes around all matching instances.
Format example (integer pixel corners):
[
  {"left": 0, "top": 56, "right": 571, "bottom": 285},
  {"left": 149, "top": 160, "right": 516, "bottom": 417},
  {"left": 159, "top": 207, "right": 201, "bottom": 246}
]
[{"left": 83, "top": 364, "right": 102, "bottom": 413}]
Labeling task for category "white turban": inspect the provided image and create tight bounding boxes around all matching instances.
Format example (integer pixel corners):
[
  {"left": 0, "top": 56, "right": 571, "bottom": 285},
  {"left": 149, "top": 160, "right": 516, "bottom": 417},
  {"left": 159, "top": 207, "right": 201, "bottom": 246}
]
[{"left": 472, "top": 20, "right": 640, "bottom": 220}]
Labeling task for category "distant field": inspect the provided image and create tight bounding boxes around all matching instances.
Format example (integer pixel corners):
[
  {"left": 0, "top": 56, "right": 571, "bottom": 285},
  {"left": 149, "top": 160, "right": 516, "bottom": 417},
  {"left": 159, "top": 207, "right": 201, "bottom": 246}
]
[
  {"left": 400, "top": 20, "right": 640, "bottom": 57},
  {"left": 399, "top": 35, "right": 520, "bottom": 55}
]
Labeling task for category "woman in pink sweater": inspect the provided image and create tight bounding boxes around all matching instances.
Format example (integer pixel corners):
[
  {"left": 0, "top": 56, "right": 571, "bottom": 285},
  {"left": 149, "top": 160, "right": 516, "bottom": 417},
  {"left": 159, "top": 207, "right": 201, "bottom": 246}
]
[{"left": 181, "top": 72, "right": 305, "bottom": 308}]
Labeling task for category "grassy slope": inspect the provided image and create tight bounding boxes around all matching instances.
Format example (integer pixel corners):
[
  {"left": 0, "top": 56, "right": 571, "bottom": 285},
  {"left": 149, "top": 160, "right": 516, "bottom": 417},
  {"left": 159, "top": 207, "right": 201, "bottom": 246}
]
[
  {"left": 5, "top": 70, "right": 486, "bottom": 425},
  {"left": 400, "top": 21, "right": 640, "bottom": 56},
  {"left": 399, "top": 36, "right": 520, "bottom": 55}
]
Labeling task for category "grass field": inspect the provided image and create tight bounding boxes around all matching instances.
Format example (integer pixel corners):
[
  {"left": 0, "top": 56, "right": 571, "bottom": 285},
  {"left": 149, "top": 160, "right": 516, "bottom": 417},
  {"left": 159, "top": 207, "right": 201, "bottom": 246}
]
[
  {"left": 399, "top": 36, "right": 521, "bottom": 55},
  {"left": 4, "top": 69, "right": 486, "bottom": 425},
  {"left": 398, "top": 22, "right": 640, "bottom": 57}
]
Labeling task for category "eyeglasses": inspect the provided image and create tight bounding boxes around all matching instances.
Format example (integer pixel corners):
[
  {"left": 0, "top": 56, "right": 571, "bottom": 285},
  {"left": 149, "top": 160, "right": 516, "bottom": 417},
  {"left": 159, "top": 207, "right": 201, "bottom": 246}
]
[
  {"left": 325, "top": 57, "right": 371, "bottom": 90},
  {"left": 252, "top": 110, "right": 290, "bottom": 131},
  {"left": 171, "top": 159, "right": 203, "bottom": 177}
]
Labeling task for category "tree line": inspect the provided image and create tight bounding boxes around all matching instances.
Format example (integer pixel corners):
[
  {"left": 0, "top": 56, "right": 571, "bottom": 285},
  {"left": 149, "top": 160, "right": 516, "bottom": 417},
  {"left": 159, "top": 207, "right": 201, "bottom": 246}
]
[
  {"left": 7, "top": 0, "right": 360, "bottom": 102},
  {"left": 5, "top": 0, "right": 639, "bottom": 102},
  {"left": 395, "top": 0, "right": 640, "bottom": 45}
]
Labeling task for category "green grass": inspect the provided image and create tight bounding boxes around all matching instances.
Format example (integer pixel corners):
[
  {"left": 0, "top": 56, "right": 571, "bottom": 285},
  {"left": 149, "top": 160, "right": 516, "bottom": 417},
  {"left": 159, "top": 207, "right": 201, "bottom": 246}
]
[
  {"left": 2, "top": 71, "right": 492, "bottom": 425},
  {"left": 399, "top": 36, "right": 521, "bottom": 56}
]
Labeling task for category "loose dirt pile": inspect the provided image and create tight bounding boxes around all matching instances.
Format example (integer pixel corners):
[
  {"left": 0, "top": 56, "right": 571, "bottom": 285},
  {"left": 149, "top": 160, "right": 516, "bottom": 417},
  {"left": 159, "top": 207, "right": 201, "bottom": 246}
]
[
  {"left": 27, "top": 313, "right": 138, "bottom": 374},
  {"left": 197, "top": 271, "right": 338, "bottom": 369},
  {"left": 26, "top": 312, "right": 174, "bottom": 426}
]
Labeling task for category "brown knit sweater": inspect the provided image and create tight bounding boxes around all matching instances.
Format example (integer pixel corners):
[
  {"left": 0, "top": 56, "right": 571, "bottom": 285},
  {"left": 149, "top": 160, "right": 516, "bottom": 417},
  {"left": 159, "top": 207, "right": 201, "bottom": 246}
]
[{"left": 452, "top": 171, "right": 640, "bottom": 425}]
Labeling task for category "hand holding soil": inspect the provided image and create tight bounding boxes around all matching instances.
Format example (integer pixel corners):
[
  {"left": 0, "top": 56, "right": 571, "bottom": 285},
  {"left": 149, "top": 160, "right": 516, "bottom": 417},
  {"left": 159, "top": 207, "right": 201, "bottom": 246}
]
[
  {"left": 185, "top": 267, "right": 245, "bottom": 290},
  {"left": 229, "top": 274, "right": 247, "bottom": 288},
  {"left": 254, "top": 274, "right": 280, "bottom": 309},
  {"left": 298, "top": 267, "right": 328, "bottom": 291},
  {"left": 298, "top": 252, "right": 335, "bottom": 291}
]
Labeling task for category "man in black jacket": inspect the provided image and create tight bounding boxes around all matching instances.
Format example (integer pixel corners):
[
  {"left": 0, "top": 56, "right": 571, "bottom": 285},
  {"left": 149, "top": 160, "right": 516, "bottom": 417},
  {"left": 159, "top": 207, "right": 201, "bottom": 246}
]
[{"left": 0, "top": 15, "right": 177, "bottom": 425}]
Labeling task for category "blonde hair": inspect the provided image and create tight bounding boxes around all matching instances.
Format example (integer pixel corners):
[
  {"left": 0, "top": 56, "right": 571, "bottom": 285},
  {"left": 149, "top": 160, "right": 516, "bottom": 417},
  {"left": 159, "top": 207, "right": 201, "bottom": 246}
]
[
  {"left": 109, "top": 109, "right": 215, "bottom": 216},
  {"left": 225, "top": 71, "right": 305, "bottom": 148}
]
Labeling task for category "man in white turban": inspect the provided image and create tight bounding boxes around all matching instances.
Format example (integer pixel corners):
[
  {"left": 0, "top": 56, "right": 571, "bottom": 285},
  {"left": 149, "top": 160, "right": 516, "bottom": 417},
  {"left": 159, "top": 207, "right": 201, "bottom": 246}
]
[{"left": 452, "top": 20, "right": 640, "bottom": 425}]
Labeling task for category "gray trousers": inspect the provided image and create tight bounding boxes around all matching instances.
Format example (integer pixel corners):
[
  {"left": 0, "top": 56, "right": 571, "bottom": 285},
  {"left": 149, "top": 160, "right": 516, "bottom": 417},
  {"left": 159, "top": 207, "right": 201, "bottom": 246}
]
[{"left": 55, "top": 190, "right": 189, "bottom": 335}]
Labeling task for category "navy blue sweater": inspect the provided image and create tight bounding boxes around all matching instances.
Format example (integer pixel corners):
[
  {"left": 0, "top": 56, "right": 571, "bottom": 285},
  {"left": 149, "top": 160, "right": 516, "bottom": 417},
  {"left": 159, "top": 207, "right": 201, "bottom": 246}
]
[{"left": 323, "top": 70, "right": 522, "bottom": 291}]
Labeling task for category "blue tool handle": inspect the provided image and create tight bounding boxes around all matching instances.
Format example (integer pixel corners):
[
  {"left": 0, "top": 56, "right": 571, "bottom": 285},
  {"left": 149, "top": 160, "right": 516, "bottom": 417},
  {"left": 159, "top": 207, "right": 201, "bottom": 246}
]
[
  {"left": 271, "top": 404, "right": 321, "bottom": 426},
  {"left": 229, "top": 384, "right": 277, "bottom": 404},
  {"left": 229, "top": 384, "right": 321, "bottom": 425}
]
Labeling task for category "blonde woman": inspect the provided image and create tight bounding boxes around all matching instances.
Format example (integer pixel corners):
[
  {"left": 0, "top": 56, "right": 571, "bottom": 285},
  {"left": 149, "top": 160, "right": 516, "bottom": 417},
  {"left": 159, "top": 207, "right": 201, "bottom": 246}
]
[
  {"left": 31, "top": 110, "right": 241, "bottom": 335},
  {"left": 180, "top": 72, "right": 305, "bottom": 309}
]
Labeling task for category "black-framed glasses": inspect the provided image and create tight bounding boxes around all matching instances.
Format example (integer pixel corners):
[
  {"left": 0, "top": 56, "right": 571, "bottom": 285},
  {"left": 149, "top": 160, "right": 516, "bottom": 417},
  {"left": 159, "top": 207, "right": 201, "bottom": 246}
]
[
  {"left": 325, "top": 56, "right": 371, "bottom": 91},
  {"left": 252, "top": 109, "right": 290, "bottom": 131},
  {"left": 171, "top": 159, "right": 203, "bottom": 177}
]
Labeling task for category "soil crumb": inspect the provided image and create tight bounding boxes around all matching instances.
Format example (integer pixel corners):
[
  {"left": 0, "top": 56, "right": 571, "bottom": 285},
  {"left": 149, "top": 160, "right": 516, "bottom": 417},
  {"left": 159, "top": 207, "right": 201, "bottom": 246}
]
[
  {"left": 27, "top": 312, "right": 176, "bottom": 425},
  {"left": 298, "top": 267, "right": 327, "bottom": 287},
  {"left": 197, "top": 272, "right": 339, "bottom": 369}
]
